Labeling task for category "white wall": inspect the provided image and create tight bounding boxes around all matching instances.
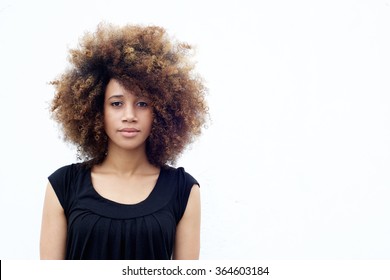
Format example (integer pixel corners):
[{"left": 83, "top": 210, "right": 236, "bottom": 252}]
[{"left": 1, "top": 0, "right": 389, "bottom": 259}]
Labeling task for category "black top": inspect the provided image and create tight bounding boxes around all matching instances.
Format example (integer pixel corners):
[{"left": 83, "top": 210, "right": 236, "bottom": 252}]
[{"left": 48, "top": 163, "right": 198, "bottom": 260}]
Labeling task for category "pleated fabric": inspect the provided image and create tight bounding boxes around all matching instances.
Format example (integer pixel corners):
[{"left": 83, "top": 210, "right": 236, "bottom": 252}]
[{"left": 48, "top": 163, "right": 198, "bottom": 260}]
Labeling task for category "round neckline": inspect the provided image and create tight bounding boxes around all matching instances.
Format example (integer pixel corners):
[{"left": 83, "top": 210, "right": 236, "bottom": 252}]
[
  {"left": 77, "top": 164, "right": 176, "bottom": 219},
  {"left": 87, "top": 167, "right": 164, "bottom": 207}
]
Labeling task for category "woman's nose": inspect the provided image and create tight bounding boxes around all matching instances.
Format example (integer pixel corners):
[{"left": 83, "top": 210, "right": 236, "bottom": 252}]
[{"left": 122, "top": 105, "right": 137, "bottom": 122}]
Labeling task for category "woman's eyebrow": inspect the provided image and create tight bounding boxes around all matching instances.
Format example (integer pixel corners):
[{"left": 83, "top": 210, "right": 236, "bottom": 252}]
[{"left": 107, "top": 94, "right": 124, "bottom": 100}]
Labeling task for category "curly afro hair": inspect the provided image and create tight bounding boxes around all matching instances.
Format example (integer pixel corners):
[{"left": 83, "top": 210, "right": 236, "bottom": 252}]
[{"left": 50, "top": 23, "right": 208, "bottom": 167}]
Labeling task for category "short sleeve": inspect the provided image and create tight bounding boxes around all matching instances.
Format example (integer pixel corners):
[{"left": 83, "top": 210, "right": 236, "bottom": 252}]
[
  {"left": 175, "top": 167, "right": 199, "bottom": 222},
  {"left": 48, "top": 164, "right": 78, "bottom": 216}
]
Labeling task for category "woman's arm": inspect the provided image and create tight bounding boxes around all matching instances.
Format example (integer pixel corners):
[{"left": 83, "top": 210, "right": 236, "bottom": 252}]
[
  {"left": 40, "top": 182, "right": 67, "bottom": 259},
  {"left": 173, "top": 185, "right": 201, "bottom": 260}
]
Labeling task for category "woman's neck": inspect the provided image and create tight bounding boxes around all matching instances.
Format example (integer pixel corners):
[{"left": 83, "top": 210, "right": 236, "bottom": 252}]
[{"left": 99, "top": 143, "right": 155, "bottom": 176}]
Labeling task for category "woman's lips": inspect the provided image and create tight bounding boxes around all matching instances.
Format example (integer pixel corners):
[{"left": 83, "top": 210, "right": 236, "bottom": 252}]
[
  {"left": 118, "top": 128, "right": 140, "bottom": 137},
  {"left": 119, "top": 128, "right": 140, "bottom": 132}
]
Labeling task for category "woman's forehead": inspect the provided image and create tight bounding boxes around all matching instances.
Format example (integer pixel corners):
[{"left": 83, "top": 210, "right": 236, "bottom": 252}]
[{"left": 105, "top": 78, "right": 148, "bottom": 98}]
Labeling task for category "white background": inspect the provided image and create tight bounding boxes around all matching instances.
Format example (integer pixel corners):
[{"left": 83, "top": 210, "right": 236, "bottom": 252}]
[{"left": 0, "top": 0, "right": 389, "bottom": 259}]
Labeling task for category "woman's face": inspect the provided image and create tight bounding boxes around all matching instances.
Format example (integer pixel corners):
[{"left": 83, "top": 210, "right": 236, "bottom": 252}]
[{"left": 103, "top": 79, "right": 153, "bottom": 153}]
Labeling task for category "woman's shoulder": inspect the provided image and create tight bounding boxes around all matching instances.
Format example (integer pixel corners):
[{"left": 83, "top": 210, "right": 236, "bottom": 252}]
[
  {"left": 162, "top": 165, "right": 199, "bottom": 188},
  {"left": 48, "top": 162, "right": 89, "bottom": 186},
  {"left": 50, "top": 162, "right": 86, "bottom": 177},
  {"left": 47, "top": 162, "right": 88, "bottom": 215},
  {"left": 160, "top": 166, "right": 199, "bottom": 222}
]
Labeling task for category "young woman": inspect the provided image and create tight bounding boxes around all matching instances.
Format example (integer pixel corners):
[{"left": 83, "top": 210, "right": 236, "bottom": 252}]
[{"left": 40, "top": 23, "right": 208, "bottom": 260}]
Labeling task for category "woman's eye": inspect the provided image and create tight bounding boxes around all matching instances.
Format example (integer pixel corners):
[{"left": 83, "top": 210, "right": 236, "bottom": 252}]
[
  {"left": 137, "top": 101, "right": 148, "bottom": 108},
  {"left": 111, "top": 101, "right": 122, "bottom": 107}
]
